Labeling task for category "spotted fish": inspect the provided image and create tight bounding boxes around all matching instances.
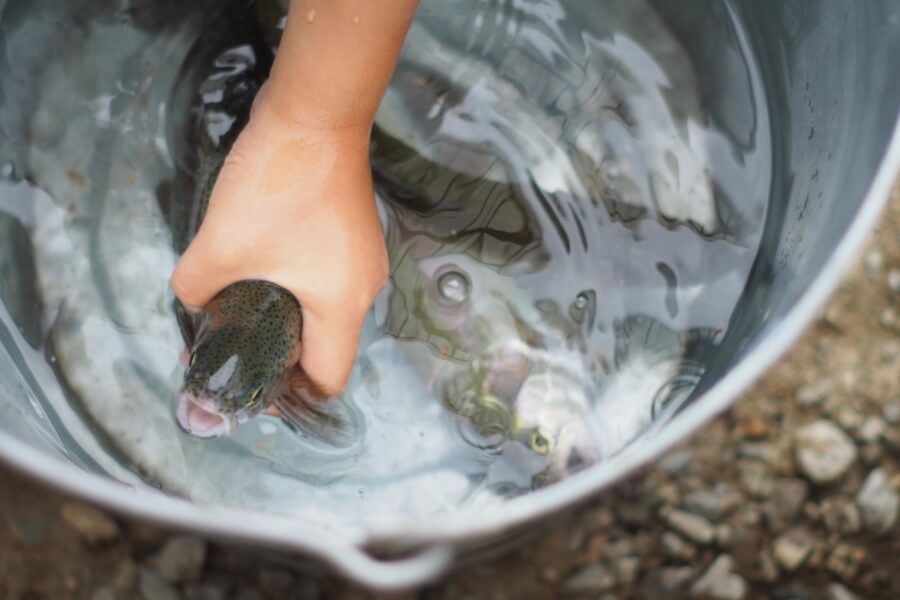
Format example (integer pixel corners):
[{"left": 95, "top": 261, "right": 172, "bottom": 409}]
[{"left": 168, "top": 17, "right": 347, "bottom": 442}]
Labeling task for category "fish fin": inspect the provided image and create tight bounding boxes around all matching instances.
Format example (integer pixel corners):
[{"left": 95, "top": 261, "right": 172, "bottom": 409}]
[
  {"left": 272, "top": 368, "right": 357, "bottom": 448},
  {"left": 174, "top": 299, "right": 200, "bottom": 346}
]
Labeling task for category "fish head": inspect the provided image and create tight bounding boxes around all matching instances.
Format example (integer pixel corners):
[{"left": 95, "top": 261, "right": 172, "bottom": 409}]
[{"left": 175, "top": 281, "right": 301, "bottom": 439}]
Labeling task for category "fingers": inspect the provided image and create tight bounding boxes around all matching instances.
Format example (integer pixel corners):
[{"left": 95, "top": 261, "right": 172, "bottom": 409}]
[
  {"left": 170, "top": 241, "right": 233, "bottom": 310},
  {"left": 297, "top": 308, "right": 365, "bottom": 396}
]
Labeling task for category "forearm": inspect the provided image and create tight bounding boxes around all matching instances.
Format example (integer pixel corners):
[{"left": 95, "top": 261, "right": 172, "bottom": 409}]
[{"left": 263, "top": 0, "right": 419, "bottom": 131}]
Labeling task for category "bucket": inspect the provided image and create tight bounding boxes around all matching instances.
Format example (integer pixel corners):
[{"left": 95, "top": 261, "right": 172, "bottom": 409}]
[{"left": 0, "top": 0, "right": 898, "bottom": 590}]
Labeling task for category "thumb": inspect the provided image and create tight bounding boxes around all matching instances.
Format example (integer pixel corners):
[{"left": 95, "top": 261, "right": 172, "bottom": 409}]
[
  {"left": 170, "top": 239, "right": 239, "bottom": 310},
  {"left": 298, "top": 308, "right": 364, "bottom": 396}
]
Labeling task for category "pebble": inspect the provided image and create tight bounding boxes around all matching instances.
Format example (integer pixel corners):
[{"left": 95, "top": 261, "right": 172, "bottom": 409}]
[
  {"left": 138, "top": 567, "right": 179, "bottom": 600},
  {"left": 737, "top": 442, "right": 775, "bottom": 463},
  {"left": 857, "top": 416, "right": 886, "bottom": 443},
  {"left": 864, "top": 250, "right": 884, "bottom": 272},
  {"left": 756, "top": 550, "right": 779, "bottom": 583},
  {"left": 91, "top": 587, "right": 117, "bottom": 600},
  {"left": 825, "top": 544, "right": 866, "bottom": 581},
  {"left": 612, "top": 556, "right": 640, "bottom": 585},
  {"left": 683, "top": 487, "right": 742, "bottom": 521},
  {"left": 661, "top": 507, "right": 715, "bottom": 545},
  {"left": 713, "top": 524, "right": 734, "bottom": 549},
  {"left": 825, "top": 583, "right": 861, "bottom": 600},
  {"left": 797, "top": 381, "right": 830, "bottom": 406},
  {"left": 183, "top": 583, "right": 226, "bottom": 600},
  {"left": 151, "top": 536, "right": 207, "bottom": 583},
  {"left": 793, "top": 420, "right": 857, "bottom": 484},
  {"left": 855, "top": 468, "right": 899, "bottom": 532},
  {"left": 738, "top": 462, "right": 774, "bottom": 499},
  {"left": 887, "top": 269, "right": 900, "bottom": 292},
  {"left": 883, "top": 399, "right": 900, "bottom": 424},
  {"left": 60, "top": 502, "right": 120, "bottom": 544},
  {"left": 258, "top": 568, "right": 294, "bottom": 594},
  {"left": 6, "top": 510, "right": 50, "bottom": 546},
  {"left": 659, "top": 448, "right": 694, "bottom": 474},
  {"left": 562, "top": 564, "right": 616, "bottom": 594},
  {"left": 859, "top": 443, "right": 882, "bottom": 465},
  {"left": 880, "top": 308, "right": 898, "bottom": 330},
  {"left": 690, "top": 555, "right": 747, "bottom": 600},
  {"left": 658, "top": 567, "right": 694, "bottom": 592},
  {"left": 820, "top": 498, "right": 862, "bottom": 535},
  {"left": 772, "top": 529, "right": 814, "bottom": 572},
  {"left": 661, "top": 531, "right": 697, "bottom": 560},
  {"left": 763, "top": 478, "right": 809, "bottom": 532}
]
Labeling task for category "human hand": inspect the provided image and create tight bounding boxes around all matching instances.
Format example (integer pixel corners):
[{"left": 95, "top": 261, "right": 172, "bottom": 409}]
[{"left": 171, "top": 92, "right": 388, "bottom": 394}]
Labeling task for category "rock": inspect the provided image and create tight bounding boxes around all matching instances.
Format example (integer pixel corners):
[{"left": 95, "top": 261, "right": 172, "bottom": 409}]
[
  {"left": 563, "top": 564, "right": 616, "bottom": 594},
  {"left": 183, "top": 583, "right": 226, "bottom": 600},
  {"left": 714, "top": 524, "right": 734, "bottom": 549},
  {"left": 755, "top": 550, "right": 779, "bottom": 583},
  {"left": 763, "top": 478, "right": 809, "bottom": 532},
  {"left": 60, "top": 503, "right": 120, "bottom": 544},
  {"left": 794, "top": 421, "right": 857, "bottom": 484},
  {"left": 659, "top": 448, "right": 693, "bottom": 474},
  {"left": 825, "top": 583, "right": 861, "bottom": 600},
  {"left": 258, "top": 568, "right": 294, "bottom": 594},
  {"left": 112, "top": 558, "right": 138, "bottom": 591},
  {"left": 738, "top": 417, "right": 768, "bottom": 439},
  {"left": 6, "top": 510, "right": 50, "bottom": 546},
  {"left": 859, "top": 443, "right": 882, "bottom": 465},
  {"left": 612, "top": 556, "right": 640, "bottom": 585},
  {"left": 684, "top": 487, "right": 742, "bottom": 521},
  {"left": 138, "top": 567, "right": 179, "bottom": 600},
  {"left": 659, "top": 567, "right": 694, "bottom": 592},
  {"left": 883, "top": 399, "right": 900, "bottom": 424},
  {"left": 856, "top": 468, "right": 899, "bottom": 532},
  {"left": 151, "top": 536, "right": 207, "bottom": 583},
  {"left": 857, "top": 416, "right": 885, "bottom": 443},
  {"left": 738, "top": 462, "right": 774, "bottom": 499},
  {"left": 661, "top": 531, "right": 697, "bottom": 561},
  {"left": 888, "top": 269, "right": 900, "bottom": 292},
  {"left": 661, "top": 507, "right": 715, "bottom": 545},
  {"left": 864, "top": 249, "right": 884, "bottom": 272},
  {"left": 690, "top": 555, "right": 747, "bottom": 600},
  {"left": 825, "top": 544, "right": 866, "bottom": 582},
  {"left": 91, "top": 587, "right": 117, "bottom": 600},
  {"left": 820, "top": 498, "right": 862, "bottom": 535},
  {"left": 772, "top": 529, "right": 815, "bottom": 572},
  {"left": 737, "top": 442, "right": 775, "bottom": 463},
  {"left": 797, "top": 381, "right": 830, "bottom": 406}
]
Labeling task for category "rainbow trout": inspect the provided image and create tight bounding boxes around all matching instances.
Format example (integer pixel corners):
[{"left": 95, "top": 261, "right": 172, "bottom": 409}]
[{"left": 168, "top": 23, "right": 343, "bottom": 442}]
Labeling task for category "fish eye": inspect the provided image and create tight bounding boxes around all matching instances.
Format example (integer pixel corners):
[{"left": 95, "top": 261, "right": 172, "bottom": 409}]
[{"left": 531, "top": 431, "right": 549, "bottom": 454}]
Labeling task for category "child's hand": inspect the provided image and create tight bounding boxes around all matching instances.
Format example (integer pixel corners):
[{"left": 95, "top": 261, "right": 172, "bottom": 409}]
[{"left": 171, "top": 93, "right": 387, "bottom": 394}]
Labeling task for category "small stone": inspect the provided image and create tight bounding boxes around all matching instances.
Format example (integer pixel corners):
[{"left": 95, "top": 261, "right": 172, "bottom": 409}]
[
  {"left": 864, "top": 250, "right": 884, "bottom": 272},
  {"left": 833, "top": 409, "right": 863, "bottom": 434},
  {"left": 738, "top": 462, "right": 774, "bottom": 499},
  {"left": 138, "top": 567, "right": 179, "bottom": 600},
  {"left": 794, "top": 420, "right": 857, "bottom": 484},
  {"left": 6, "top": 510, "right": 50, "bottom": 546},
  {"left": 151, "top": 536, "right": 206, "bottom": 582},
  {"left": 61, "top": 502, "right": 120, "bottom": 544},
  {"left": 662, "top": 507, "right": 715, "bottom": 545},
  {"left": 612, "top": 556, "right": 640, "bottom": 585},
  {"left": 691, "top": 555, "right": 747, "bottom": 600},
  {"left": 756, "top": 550, "right": 779, "bottom": 583},
  {"left": 563, "top": 564, "right": 616, "bottom": 594},
  {"left": 258, "top": 568, "right": 294, "bottom": 594},
  {"left": 860, "top": 443, "right": 882, "bottom": 465},
  {"left": 739, "top": 417, "right": 768, "bottom": 439},
  {"left": 797, "top": 381, "right": 830, "bottom": 406},
  {"left": 772, "top": 529, "right": 814, "bottom": 572},
  {"left": 887, "top": 269, "right": 900, "bottom": 292},
  {"left": 880, "top": 308, "right": 898, "bottom": 330},
  {"left": 659, "top": 567, "right": 694, "bottom": 592},
  {"left": 856, "top": 468, "right": 899, "bottom": 532},
  {"left": 858, "top": 416, "right": 885, "bottom": 443},
  {"left": 883, "top": 399, "right": 900, "bottom": 424},
  {"left": 825, "top": 583, "right": 861, "bottom": 600},
  {"left": 825, "top": 545, "right": 866, "bottom": 581},
  {"left": 541, "top": 567, "right": 561, "bottom": 584},
  {"left": 91, "top": 587, "right": 117, "bottom": 600},
  {"left": 820, "top": 498, "right": 862, "bottom": 534},
  {"left": 112, "top": 558, "right": 138, "bottom": 591},
  {"left": 714, "top": 524, "right": 734, "bottom": 548},
  {"left": 763, "top": 478, "right": 809, "bottom": 532},
  {"left": 183, "top": 583, "right": 226, "bottom": 600},
  {"left": 684, "top": 487, "right": 742, "bottom": 521},
  {"left": 659, "top": 448, "right": 694, "bottom": 474},
  {"left": 661, "top": 531, "right": 697, "bottom": 560}
]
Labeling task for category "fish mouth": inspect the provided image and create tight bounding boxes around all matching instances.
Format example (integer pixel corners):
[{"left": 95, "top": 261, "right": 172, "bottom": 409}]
[{"left": 175, "top": 392, "right": 235, "bottom": 439}]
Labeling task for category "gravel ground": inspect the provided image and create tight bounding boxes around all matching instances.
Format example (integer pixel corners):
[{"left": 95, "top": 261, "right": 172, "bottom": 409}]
[{"left": 1, "top": 182, "right": 897, "bottom": 600}]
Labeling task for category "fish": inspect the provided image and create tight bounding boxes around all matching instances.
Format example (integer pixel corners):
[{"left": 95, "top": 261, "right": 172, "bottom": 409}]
[{"left": 167, "top": 18, "right": 346, "bottom": 442}]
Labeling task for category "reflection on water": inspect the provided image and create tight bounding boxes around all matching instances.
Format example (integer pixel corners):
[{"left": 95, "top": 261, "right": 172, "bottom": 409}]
[{"left": 0, "top": 0, "right": 770, "bottom": 533}]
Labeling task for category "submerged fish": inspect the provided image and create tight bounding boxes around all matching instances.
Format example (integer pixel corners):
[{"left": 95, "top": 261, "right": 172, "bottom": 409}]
[{"left": 168, "top": 25, "right": 342, "bottom": 441}]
